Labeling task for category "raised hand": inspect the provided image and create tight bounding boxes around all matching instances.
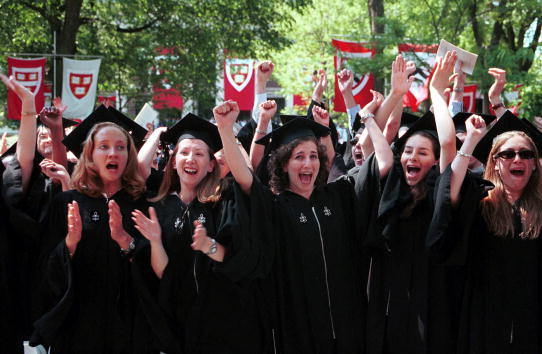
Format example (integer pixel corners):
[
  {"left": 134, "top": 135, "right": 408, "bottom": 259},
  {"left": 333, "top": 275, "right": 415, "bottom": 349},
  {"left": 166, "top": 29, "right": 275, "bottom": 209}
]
[
  {"left": 362, "top": 90, "right": 384, "bottom": 114},
  {"left": 430, "top": 50, "right": 458, "bottom": 93},
  {"left": 312, "top": 69, "right": 328, "bottom": 102},
  {"left": 39, "top": 106, "right": 63, "bottom": 130},
  {"left": 66, "top": 201, "right": 82, "bottom": 256},
  {"left": 391, "top": 54, "right": 415, "bottom": 95},
  {"left": 108, "top": 200, "right": 132, "bottom": 248},
  {"left": 337, "top": 69, "right": 354, "bottom": 94},
  {"left": 0, "top": 73, "right": 35, "bottom": 102},
  {"left": 52, "top": 97, "right": 68, "bottom": 114},
  {"left": 465, "top": 114, "right": 487, "bottom": 143},
  {"left": 312, "top": 105, "right": 330, "bottom": 128},
  {"left": 213, "top": 100, "right": 240, "bottom": 131},
  {"left": 405, "top": 61, "right": 416, "bottom": 76},
  {"left": 488, "top": 68, "right": 506, "bottom": 104},
  {"left": 39, "top": 158, "right": 69, "bottom": 186},
  {"left": 256, "top": 60, "right": 274, "bottom": 84},
  {"left": 259, "top": 100, "right": 277, "bottom": 123},
  {"left": 132, "top": 207, "right": 162, "bottom": 244},
  {"left": 191, "top": 220, "right": 210, "bottom": 252}
]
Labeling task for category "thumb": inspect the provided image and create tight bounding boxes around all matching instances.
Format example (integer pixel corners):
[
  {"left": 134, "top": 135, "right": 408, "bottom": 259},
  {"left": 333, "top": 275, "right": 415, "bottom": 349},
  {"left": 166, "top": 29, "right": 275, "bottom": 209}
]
[{"left": 149, "top": 207, "right": 158, "bottom": 222}]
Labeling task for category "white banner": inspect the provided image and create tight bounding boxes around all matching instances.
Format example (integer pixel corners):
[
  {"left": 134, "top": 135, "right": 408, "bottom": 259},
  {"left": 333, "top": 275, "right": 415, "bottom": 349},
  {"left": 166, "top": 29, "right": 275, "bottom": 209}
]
[
  {"left": 134, "top": 102, "right": 160, "bottom": 130},
  {"left": 61, "top": 58, "right": 101, "bottom": 119}
]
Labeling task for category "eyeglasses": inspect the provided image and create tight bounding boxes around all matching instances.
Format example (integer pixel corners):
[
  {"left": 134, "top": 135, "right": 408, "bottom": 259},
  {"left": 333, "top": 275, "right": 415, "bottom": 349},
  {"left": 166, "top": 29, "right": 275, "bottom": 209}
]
[
  {"left": 349, "top": 137, "right": 359, "bottom": 146},
  {"left": 494, "top": 150, "right": 536, "bottom": 160}
]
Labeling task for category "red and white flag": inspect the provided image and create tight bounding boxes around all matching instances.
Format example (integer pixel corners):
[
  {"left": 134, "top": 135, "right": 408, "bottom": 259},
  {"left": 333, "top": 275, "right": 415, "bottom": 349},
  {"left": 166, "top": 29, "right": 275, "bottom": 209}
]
[
  {"left": 462, "top": 84, "right": 477, "bottom": 113},
  {"left": 61, "top": 58, "right": 101, "bottom": 119},
  {"left": 398, "top": 44, "right": 438, "bottom": 112},
  {"left": 332, "top": 39, "right": 374, "bottom": 113},
  {"left": 7, "top": 57, "right": 46, "bottom": 120},
  {"left": 224, "top": 58, "right": 255, "bottom": 111}
]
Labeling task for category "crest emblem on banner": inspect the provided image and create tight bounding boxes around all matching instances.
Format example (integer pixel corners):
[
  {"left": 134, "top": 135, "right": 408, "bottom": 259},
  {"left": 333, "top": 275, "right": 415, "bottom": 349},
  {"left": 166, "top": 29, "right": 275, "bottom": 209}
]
[
  {"left": 225, "top": 60, "right": 254, "bottom": 92},
  {"left": 69, "top": 72, "right": 93, "bottom": 100},
  {"left": 337, "top": 56, "right": 371, "bottom": 96},
  {"left": 12, "top": 67, "right": 42, "bottom": 96}
]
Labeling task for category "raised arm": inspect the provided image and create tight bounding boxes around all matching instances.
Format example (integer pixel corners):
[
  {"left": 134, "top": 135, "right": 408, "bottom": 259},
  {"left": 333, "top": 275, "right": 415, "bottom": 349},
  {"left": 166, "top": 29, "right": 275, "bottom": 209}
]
[
  {"left": 252, "top": 61, "right": 274, "bottom": 128},
  {"left": 215, "top": 101, "right": 253, "bottom": 194},
  {"left": 429, "top": 51, "right": 458, "bottom": 173},
  {"left": 337, "top": 69, "right": 359, "bottom": 133},
  {"left": 374, "top": 55, "right": 415, "bottom": 131},
  {"left": 250, "top": 100, "right": 276, "bottom": 171},
  {"left": 449, "top": 115, "right": 486, "bottom": 206},
  {"left": 449, "top": 64, "right": 465, "bottom": 117},
  {"left": 312, "top": 69, "right": 327, "bottom": 104},
  {"left": 137, "top": 126, "right": 167, "bottom": 180},
  {"left": 1, "top": 74, "right": 37, "bottom": 192},
  {"left": 312, "top": 106, "right": 334, "bottom": 170},
  {"left": 487, "top": 68, "right": 507, "bottom": 119},
  {"left": 358, "top": 90, "right": 384, "bottom": 159},
  {"left": 39, "top": 105, "right": 68, "bottom": 168},
  {"left": 132, "top": 207, "right": 168, "bottom": 279},
  {"left": 382, "top": 100, "right": 404, "bottom": 144}
]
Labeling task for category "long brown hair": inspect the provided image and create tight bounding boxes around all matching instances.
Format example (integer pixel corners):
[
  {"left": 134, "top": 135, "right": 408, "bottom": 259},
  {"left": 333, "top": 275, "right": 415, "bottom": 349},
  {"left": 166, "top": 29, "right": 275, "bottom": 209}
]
[
  {"left": 151, "top": 138, "right": 221, "bottom": 203},
  {"left": 70, "top": 122, "right": 146, "bottom": 199},
  {"left": 481, "top": 131, "right": 542, "bottom": 239},
  {"left": 268, "top": 136, "right": 328, "bottom": 195}
]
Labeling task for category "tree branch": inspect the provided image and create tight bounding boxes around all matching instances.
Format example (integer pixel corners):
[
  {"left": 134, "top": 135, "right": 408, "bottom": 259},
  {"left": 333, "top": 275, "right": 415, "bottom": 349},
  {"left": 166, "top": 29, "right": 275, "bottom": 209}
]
[{"left": 116, "top": 18, "right": 159, "bottom": 33}]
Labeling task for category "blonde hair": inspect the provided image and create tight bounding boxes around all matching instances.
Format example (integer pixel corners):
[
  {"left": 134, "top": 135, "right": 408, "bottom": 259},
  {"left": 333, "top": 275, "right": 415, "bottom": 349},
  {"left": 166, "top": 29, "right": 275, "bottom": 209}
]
[
  {"left": 70, "top": 122, "right": 146, "bottom": 199},
  {"left": 481, "top": 131, "right": 542, "bottom": 239},
  {"left": 151, "top": 139, "right": 221, "bottom": 203}
]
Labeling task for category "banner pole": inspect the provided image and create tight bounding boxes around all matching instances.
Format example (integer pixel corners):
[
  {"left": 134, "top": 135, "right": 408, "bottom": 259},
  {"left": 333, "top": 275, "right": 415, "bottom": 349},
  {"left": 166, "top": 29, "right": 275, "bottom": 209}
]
[{"left": 53, "top": 31, "right": 56, "bottom": 97}]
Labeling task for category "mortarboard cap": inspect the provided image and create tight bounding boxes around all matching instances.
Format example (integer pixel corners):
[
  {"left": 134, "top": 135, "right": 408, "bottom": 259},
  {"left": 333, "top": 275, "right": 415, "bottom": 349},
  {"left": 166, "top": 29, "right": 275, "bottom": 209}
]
[
  {"left": 473, "top": 111, "right": 542, "bottom": 163},
  {"left": 62, "top": 105, "right": 147, "bottom": 157},
  {"left": 453, "top": 112, "right": 497, "bottom": 133},
  {"left": 161, "top": 113, "right": 222, "bottom": 152},
  {"left": 400, "top": 112, "right": 421, "bottom": 128},
  {"left": 280, "top": 114, "right": 305, "bottom": 125},
  {"left": 255, "top": 117, "right": 330, "bottom": 152},
  {"left": 395, "top": 111, "right": 462, "bottom": 151}
]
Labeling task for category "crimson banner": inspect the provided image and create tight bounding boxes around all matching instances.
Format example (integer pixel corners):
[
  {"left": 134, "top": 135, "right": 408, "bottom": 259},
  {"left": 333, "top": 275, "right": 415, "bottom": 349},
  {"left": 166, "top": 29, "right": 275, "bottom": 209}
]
[
  {"left": 7, "top": 57, "right": 46, "bottom": 120},
  {"left": 332, "top": 39, "right": 374, "bottom": 113},
  {"left": 462, "top": 84, "right": 477, "bottom": 113},
  {"left": 398, "top": 44, "right": 438, "bottom": 112},
  {"left": 224, "top": 58, "right": 255, "bottom": 111}
]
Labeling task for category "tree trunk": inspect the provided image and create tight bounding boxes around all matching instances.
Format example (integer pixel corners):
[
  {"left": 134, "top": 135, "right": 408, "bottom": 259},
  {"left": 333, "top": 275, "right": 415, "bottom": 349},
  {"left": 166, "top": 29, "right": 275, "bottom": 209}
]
[{"left": 368, "top": 0, "right": 385, "bottom": 92}]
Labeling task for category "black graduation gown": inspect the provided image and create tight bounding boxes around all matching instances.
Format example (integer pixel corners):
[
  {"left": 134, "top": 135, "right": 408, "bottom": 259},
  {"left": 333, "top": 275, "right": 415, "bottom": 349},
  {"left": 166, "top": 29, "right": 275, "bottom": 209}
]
[
  {"left": 354, "top": 154, "right": 464, "bottom": 354},
  {"left": 221, "top": 175, "right": 367, "bottom": 354},
  {"left": 0, "top": 179, "right": 24, "bottom": 353},
  {"left": 1, "top": 154, "right": 63, "bottom": 337},
  {"left": 427, "top": 168, "right": 542, "bottom": 353},
  {"left": 146, "top": 190, "right": 265, "bottom": 354},
  {"left": 29, "top": 189, "right": 156, "bottom": 354}
]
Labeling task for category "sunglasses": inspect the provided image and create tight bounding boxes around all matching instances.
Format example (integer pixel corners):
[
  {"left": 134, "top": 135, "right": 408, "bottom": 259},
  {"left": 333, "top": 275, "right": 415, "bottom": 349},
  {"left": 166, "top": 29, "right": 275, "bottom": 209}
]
[{"left": 494, "top": 150, "right": 536, "bottom": 160}]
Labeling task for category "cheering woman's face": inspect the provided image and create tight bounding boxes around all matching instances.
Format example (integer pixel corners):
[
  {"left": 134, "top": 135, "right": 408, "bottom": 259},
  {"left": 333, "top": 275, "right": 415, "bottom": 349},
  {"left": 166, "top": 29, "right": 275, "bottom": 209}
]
[
  {"left": 92, "top": 126, "right": 128, "bottom": 184},
  {"left": 493, "top": 135, "right": 537, "bottom": 196},
  {"left": 175, "top": 138, "right": 215, "bottom": 190},
  {"left": 400, "top": 134, "right": 438, "bottom": 187},
  {"left": 284, "top": 139, "right": 320, "bottom": 198}
]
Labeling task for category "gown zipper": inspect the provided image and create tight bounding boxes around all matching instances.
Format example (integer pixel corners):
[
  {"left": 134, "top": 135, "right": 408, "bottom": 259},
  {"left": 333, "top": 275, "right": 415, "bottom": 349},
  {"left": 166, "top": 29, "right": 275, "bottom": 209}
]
[
  {"left": 311, "top": 206, "right": 336, "bottom": 339},
  {"left": 187, "top": 209, "right": 199, "bottom": 294}
]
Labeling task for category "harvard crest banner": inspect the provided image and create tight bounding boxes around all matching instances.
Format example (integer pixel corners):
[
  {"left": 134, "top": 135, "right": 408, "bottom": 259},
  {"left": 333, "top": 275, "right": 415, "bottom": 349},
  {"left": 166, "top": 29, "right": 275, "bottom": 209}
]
[
  {"left": 224, "top": 58, "right": 255, "bottom": 111},
  {"left": 61, "top": 58, "right": 101, "bottom": 119},
  {"left": 7, "top": 57, "right": 46, "bottom": 120},
  {"left": 332, "top": 39, "right": 375, "bottom": 113}
]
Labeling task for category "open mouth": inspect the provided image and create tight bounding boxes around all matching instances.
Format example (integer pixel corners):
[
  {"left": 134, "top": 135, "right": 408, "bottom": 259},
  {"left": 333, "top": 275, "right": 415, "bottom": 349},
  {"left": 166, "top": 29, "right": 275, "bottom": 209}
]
[
  {"left": 184, "top": 167, "right": 198, "bottom": 175},
  {"left": 106, "top": 163, "right": 118, "bottom": 170},
  {"left": 406, "top": 165, "right": 421, "bottom": 178},
  {"left": 510, "top": 168, "right": 525, "bottom": 177},
  {"left": 299, "top": 173, "right": 313, "bottom": 184},
  {"left": 354, "top": 152, "right": 363, "bottom": 161}
]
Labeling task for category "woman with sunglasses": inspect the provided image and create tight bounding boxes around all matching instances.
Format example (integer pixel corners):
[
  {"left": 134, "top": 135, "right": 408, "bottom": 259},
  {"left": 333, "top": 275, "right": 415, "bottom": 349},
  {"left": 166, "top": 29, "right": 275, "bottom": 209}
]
[{"left": 428, "top": 112, "right": 542, "bottom": 353}]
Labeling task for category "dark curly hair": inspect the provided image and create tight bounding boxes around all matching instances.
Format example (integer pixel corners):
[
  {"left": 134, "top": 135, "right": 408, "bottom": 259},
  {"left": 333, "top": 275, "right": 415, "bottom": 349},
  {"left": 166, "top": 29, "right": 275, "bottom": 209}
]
[{"left": 268, "top": 136, "right": 329, "bottom": 195}]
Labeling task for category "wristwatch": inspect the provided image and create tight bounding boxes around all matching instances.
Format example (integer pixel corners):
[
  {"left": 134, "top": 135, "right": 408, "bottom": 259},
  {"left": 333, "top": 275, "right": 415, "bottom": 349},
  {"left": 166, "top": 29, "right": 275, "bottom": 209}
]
[
  {"left": 205, "top": 238, "right": 218, "bottom": 255},
  {"left": 359, "top": 112, "right": 375, "bottom": 123},
  {"left": 120, "top": 237, "right": 136, "bottom": 254},
  {"left": 491, "top": 102, "right": 505, "bottom": 110}
]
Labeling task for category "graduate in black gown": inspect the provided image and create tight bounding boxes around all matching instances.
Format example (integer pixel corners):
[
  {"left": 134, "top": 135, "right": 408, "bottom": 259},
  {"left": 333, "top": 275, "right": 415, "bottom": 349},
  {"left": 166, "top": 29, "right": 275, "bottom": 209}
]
[
  {"left": 30, "top": 108, "right": 155, "bottom": 353},
  {"left": 428, "top": 112, "right": 542, "bottom": 353},
  {"left": 132, "top": 113, "right": 265, "bottom": 354},
  {"left": 354, "top": 52, "right": 465, "bottom": 353},
  {"left": 215, "top": 100, "right": 368, "bottom": 354}
]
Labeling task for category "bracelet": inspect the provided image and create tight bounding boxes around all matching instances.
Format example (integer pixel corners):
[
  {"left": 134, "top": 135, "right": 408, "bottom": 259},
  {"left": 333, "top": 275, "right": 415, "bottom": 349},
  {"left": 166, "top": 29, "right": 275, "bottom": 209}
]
[
  {"left": 205, "top": 238, "right": 218, "bottom": 255},
  {"left": 255, "top": 128, "right": 267, "bottom": 135},
  {"left": 359, "top": 112, "right": 375, "bottom": 123},
  {"left": 120, "top": 237, "right": 136, "bottom": 254},
  {"left": 491, "top": 102, "right": 505, "bottom": 110},
  {"left": 456, "top": 150, "right": 472, "bottom": 158}
]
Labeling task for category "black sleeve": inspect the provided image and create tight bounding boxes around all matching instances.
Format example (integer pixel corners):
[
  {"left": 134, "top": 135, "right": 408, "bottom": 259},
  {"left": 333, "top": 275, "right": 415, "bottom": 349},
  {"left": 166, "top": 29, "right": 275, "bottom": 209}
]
[
  {"left": 426, "top": 165, "right": 494, "bottom": 265},
  {"left": 215, "top": 176, "right": 276, "bottom": 282}
]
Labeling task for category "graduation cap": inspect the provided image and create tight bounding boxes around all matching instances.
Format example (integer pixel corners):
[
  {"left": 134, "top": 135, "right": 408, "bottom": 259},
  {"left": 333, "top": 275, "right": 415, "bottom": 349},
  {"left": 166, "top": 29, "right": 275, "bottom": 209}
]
[
  {"left": 472, "top": 111, "right": 542, "bottom": 163},
  {"left": 280, "top": 114, "right": 304, "bottom": 125},
  {"left": 161, "top": 113, "right": 222, "bottom": 152},
  {"left": 1, "top": 116, "right": 79, "bottom": 158},
  {"left": 453, "top": 112, "right": 496, "bottom": 133},
  {"left": 62, "top": 105, "right": 148, "bottom": 157},
  {"left": 400, "top": 112, "right": 421, "bottom": 128},
  {"left": 255, "top": 117, "right": 330, "bottom": 152}
]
